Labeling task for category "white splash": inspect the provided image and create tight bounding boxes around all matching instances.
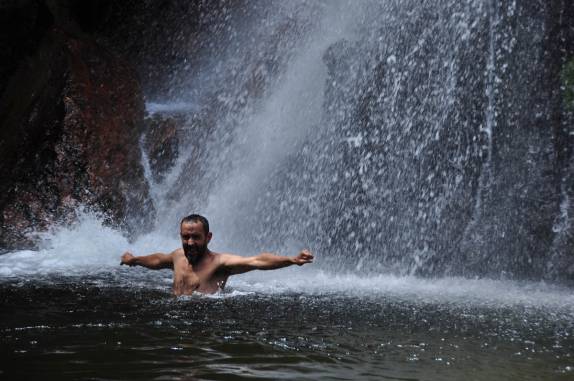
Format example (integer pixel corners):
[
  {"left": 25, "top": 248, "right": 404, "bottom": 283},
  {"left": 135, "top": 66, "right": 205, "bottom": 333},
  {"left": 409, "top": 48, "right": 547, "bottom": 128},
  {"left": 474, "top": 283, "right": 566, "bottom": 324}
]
[
  {"left": 0, "top": 211, "right": 129, "bottom": 276},
  {"left": 230, "top": 268, "right": 574, "bottom": 312},
  {"left": 0, "top": 210, "right": 179, "bottom": 277},
  {"left": 0, "top": 210, "right": 572, "bottom": 315}
]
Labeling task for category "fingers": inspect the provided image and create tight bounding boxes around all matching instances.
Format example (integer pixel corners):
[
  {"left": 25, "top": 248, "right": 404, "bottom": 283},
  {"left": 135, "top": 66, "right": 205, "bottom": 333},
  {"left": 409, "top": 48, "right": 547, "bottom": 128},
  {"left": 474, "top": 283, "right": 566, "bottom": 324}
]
[
  {"left": 299, "top": 249, "right": 314, "bottom": 259},
  {"left": 120, "top": 251, "right": 134, "bottom": 266},
  {"left": 296, "top": 249, "right": 314, "bottom": 265}
]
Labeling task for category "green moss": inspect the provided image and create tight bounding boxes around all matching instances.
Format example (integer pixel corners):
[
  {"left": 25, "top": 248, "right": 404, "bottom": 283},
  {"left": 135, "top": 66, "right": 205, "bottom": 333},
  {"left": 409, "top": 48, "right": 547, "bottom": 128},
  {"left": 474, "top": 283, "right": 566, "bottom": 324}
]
[{"left": 562, "top": 59, "right": 574, "bottom": 110}]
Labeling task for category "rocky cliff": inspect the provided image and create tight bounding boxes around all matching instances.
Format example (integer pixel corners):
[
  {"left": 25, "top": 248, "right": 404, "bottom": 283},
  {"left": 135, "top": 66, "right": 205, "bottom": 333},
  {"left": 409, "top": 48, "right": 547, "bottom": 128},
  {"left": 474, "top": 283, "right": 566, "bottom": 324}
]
[{"left": 0, "top": 1, "right": 154, "bottom": 250}]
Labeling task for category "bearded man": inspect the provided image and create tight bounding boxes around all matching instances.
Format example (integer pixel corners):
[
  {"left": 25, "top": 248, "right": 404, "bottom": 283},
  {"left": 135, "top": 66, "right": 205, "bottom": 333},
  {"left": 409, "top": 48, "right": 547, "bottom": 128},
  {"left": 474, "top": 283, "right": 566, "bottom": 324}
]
[{"left": 120, "top": 214, "right": 313, "bottom": 295}]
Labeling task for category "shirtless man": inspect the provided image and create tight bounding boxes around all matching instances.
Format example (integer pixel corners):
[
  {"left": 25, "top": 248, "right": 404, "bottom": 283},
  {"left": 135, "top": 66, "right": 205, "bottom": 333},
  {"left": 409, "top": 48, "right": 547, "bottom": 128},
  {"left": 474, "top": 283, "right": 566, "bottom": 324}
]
[{"left": 120, "top": 214, "right": 314, "bottom": 295}]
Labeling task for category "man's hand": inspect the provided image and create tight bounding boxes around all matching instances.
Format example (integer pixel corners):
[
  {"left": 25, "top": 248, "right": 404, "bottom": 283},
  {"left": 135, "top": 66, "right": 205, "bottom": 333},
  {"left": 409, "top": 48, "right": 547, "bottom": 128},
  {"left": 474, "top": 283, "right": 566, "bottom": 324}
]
[
  {"left": 293, "top": 249, "right": 314, "bottom": 266},
  {"left": 120, "top": 251, "right": 136, "bottom": 266}
]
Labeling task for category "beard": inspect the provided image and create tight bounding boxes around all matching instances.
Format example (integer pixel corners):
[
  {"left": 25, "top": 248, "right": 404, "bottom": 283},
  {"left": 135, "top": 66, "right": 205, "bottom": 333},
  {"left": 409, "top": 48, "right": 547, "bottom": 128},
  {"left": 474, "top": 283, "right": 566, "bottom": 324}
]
[{"left": 183, "top": 243, "right": 208, "bottom": 265}]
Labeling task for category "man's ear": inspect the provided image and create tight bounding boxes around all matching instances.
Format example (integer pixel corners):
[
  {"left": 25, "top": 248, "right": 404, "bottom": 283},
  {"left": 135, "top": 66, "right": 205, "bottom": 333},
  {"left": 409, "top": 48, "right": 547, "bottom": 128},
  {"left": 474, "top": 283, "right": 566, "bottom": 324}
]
[{"left": 207, "top": 232, "right": 213, "bottom": 243}]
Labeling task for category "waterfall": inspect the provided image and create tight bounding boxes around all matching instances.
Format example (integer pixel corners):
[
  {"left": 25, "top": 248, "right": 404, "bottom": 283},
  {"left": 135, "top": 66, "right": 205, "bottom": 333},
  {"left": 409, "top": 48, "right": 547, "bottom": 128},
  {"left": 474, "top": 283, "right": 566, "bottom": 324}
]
[
  {"left": 1, "top": 0, "right": 572, "bottom": 282},
  {"left": 142, "top": 0, "right": 493, "bottom": 273},
  {"left": 459, "top": 0, "right": 500, "bottom": 270},
  {"left": 478, "top": 0, "right": 499, "bottom": 215},
  {"left": 108, "top": 0, "right": 574, "bottom": 277}
]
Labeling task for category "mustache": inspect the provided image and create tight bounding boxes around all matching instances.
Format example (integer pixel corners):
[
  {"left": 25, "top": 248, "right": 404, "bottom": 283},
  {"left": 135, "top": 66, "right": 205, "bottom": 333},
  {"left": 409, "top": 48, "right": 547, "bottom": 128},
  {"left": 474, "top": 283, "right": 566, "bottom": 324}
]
[{"left": 183, "top": 243, "right": 206, "bottom": 256}]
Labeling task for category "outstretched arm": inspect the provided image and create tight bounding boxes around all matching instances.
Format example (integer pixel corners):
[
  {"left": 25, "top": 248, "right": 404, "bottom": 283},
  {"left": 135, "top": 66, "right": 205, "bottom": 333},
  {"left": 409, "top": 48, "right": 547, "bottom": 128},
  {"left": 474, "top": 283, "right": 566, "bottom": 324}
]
[
  {"left": 120, "top": 251, "right": 174, "bottom": 270},
  {"left": 220, "top": 249, "right": 313, "bottom": 275}
]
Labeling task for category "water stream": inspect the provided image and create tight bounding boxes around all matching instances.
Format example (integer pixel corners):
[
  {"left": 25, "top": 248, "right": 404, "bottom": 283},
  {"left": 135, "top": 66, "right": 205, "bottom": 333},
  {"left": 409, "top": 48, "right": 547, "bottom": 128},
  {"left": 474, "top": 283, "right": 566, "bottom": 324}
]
[{"left": 1, "top": 1, "right": 573, "bottom": 379}]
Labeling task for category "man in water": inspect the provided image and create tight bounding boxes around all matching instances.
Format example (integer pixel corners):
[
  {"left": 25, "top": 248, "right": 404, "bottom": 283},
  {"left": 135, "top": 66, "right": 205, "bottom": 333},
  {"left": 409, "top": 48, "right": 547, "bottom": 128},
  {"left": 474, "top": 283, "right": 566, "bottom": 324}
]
[{"left": 120, "top": 214, "right": 314, "bottom": 295}]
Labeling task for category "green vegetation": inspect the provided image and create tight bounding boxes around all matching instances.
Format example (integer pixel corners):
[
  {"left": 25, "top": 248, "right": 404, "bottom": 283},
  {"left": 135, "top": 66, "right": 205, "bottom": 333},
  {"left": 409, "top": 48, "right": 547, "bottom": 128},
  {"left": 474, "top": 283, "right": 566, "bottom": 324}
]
[{"left": 562, "top": 59, "right": 574, "bottom": 110}]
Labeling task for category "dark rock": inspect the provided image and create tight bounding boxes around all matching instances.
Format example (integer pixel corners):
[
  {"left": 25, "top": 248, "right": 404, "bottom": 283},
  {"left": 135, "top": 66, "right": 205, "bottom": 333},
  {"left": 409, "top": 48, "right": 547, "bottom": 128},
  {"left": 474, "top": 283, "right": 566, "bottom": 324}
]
[
  {"left": 142, "top": 114, "right": 181, "bottom": 183},
  {"left": 0, "top": 0, "right": 52, "bottom": 95},
  {"left": 0, "top": 28, "right": 154, "bottom": 251}
]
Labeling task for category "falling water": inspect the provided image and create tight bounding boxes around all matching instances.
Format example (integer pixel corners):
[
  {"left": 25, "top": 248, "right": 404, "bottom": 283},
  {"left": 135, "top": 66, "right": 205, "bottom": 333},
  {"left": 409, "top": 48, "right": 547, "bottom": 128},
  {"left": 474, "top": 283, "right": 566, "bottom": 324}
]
[
  {"left": 144, "top": 0, "right": 490, "bottom": 275},
  {"left": 1, "top": 0, "right": 572, "bottom": 288},
  {"left": 1, "top": 2, "right": 573, "bottom": 379},
  {"left": 478, "top": 0, "right": 499, "bottom": 218},
  {"left": 459, "top": 0, "right": 500, "bottom": 270}
]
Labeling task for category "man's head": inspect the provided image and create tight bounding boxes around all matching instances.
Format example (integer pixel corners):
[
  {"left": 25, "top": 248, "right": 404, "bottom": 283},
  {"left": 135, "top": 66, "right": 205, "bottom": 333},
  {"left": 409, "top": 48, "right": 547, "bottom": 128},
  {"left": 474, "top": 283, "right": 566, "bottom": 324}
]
[{"left": 180, "top": 214, "right": 212, "bottom": 264}]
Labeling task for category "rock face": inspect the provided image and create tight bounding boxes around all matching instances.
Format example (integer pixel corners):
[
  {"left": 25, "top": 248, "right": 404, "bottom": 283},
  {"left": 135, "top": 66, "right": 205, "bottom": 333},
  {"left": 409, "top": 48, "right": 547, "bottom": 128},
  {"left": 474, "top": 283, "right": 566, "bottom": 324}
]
[
  {"left": 142, "top": 114, "right": 181, "bottom": 184},
  {"left": 0, "top": 27, "right": 154, "bottom": 251}
]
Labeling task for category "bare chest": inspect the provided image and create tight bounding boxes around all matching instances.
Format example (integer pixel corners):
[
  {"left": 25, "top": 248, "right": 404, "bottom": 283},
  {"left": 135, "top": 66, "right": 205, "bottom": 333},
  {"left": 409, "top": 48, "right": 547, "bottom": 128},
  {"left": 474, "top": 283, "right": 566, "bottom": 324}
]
[{"left": 172, "top": 259, "right": 226, "bottom": 295}]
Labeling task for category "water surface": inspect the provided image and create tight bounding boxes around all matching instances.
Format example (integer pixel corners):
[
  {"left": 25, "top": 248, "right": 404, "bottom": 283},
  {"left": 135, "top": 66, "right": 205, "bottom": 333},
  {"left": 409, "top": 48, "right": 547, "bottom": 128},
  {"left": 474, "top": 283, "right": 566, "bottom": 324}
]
[{"left": 2, "top": 269, "right": 573, "bottom": 380}]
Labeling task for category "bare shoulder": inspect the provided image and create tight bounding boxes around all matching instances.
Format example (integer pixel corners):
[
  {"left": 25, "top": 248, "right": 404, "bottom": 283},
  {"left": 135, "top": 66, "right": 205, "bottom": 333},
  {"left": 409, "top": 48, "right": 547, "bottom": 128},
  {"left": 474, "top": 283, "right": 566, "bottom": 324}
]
[
  {"left": 170, "top": 248, "right": 185, "bottom": 263},
  {"left": 171, "top": 248, "right": 184, "bottom": 256},
  {"left": 216, "top": 252, "right": 236, "bottom": 259},
  {"left": 215, "top": 252, "right": 243, "bottom": 266}
]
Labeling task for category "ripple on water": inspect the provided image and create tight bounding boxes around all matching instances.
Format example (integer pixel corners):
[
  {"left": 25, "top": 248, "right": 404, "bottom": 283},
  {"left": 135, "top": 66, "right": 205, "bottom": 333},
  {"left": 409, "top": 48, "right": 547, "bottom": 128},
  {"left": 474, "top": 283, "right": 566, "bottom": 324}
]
[{"left": 1, "top": 270, "right": 573, "bottom": 380}]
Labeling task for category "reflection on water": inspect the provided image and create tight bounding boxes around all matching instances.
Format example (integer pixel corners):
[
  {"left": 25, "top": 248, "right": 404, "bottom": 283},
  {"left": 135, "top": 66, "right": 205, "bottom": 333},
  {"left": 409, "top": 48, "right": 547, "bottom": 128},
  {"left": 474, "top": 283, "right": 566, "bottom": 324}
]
[{"left": 1, "top": 271, "right": 573, "bottom": 380}]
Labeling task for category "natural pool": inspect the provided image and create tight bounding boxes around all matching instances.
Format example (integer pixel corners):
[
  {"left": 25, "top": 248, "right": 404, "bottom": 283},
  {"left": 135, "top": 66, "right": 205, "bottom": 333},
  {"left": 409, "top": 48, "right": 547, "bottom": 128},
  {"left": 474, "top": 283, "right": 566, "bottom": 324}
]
[{"left": 1, "top": 269, "right": 573, "bottom": 380}]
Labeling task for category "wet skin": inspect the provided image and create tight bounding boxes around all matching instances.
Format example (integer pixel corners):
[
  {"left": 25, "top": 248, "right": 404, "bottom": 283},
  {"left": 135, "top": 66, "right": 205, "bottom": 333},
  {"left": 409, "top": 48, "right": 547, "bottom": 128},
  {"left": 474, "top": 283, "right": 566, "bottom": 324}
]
[{"left": 121, "top": 221, "right": 313, "bottom": 296}]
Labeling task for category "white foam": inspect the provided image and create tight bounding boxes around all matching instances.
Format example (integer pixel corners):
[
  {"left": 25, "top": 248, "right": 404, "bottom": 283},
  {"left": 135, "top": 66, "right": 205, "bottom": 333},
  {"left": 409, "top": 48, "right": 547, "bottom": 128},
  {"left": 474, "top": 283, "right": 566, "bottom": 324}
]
[
  {"left": 1, "top": 211, "right": 572, "bottom": 315},
  {"left": 0, "top": 212, "right": 128, "bottom": 276},
  {"left": 0, "top": 210, "right": 177, "bottom": 277},
  {"left": 229, "top": 268, "right": 574, "bottom": 312}
]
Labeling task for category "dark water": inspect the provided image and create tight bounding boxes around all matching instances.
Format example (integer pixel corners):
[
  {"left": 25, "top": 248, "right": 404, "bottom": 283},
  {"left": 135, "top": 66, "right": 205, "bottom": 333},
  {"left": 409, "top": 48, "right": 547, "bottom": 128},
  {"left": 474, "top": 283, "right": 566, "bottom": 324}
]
[{"left": 1, "top": 272, "right": 573, "bottom": 380}]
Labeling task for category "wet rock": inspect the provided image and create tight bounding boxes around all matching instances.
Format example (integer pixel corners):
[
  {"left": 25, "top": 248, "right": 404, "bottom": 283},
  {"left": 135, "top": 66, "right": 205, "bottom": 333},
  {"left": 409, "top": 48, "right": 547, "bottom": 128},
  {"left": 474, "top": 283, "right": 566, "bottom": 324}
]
[
  {"left": 0, "top": 0, "right": 52, "bottom": 96},
  {"left": 0, "top": 28, "right": 154, "bottom": 251},
  {"left": 142, "top": 114, "right": 181, "bottom": 183}
]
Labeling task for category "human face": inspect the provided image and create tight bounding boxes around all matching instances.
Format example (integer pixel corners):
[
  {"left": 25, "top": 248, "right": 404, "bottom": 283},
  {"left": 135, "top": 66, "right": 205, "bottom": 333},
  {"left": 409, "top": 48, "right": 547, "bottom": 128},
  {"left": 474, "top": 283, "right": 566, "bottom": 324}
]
[{"left": 180, "top": 222, "right": 212, "bottom": 263}]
